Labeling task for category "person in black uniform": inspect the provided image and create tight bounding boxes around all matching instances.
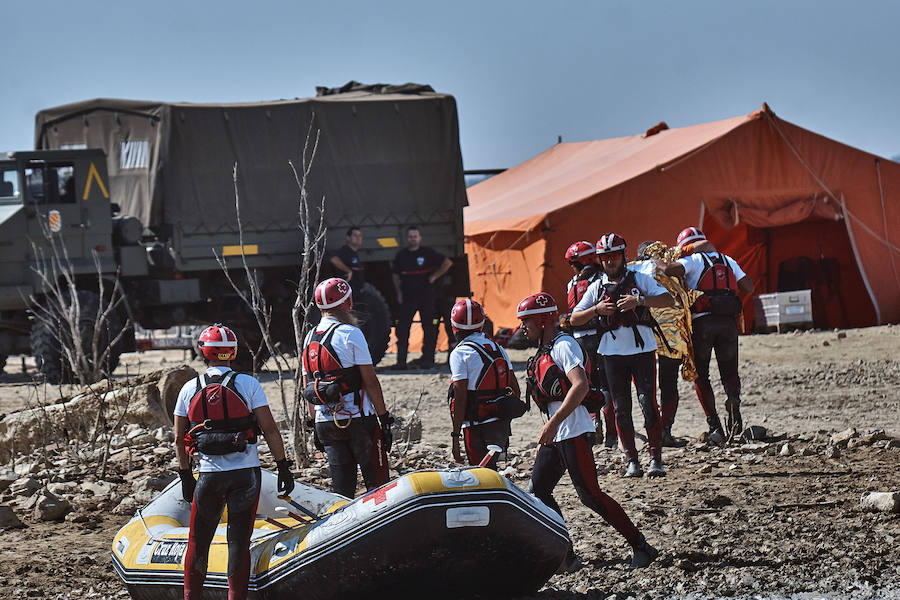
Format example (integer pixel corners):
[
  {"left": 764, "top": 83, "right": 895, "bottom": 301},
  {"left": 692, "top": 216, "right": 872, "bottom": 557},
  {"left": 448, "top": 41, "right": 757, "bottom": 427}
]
[
  {"left": 391, "top": 226, "right": 452, "bottom": 369},
  {"left": 329, "top": 226, "right": 366, "bottom": 296}
]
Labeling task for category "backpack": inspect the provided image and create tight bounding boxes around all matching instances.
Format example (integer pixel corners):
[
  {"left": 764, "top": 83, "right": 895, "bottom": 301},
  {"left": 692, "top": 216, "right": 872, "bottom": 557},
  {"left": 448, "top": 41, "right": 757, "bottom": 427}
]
[
  {"left": 692, "top": 253, "right": 743, "bottom": 316},
  {"left": 185, "top": 372, "right": 258, "bottom": 456},
  {"left": 301, "top": 323, "right": 364, "bottom": 409},
  {"left": 447, "top": 339, "right": 526, "bottom": 423}
]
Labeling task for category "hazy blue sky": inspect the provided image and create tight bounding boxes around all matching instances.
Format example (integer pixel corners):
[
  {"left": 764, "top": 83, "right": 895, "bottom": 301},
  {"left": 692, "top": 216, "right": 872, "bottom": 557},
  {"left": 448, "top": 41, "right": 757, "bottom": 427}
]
[{"left": 4, "top": 1, "right": 899, "bottom": 168}]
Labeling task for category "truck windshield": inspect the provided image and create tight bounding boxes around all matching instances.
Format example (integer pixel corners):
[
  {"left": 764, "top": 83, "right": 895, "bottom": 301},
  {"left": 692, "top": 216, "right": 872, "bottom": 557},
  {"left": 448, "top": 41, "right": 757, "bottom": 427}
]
[{"left": 0, "top": 164, "right": 20, "bottom": 202}]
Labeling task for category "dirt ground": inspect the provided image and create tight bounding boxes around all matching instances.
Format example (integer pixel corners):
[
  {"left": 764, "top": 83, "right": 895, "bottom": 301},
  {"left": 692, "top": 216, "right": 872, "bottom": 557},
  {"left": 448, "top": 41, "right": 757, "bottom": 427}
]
[{"left": 1, "top": 325, "right": 899, "bottom": 599}]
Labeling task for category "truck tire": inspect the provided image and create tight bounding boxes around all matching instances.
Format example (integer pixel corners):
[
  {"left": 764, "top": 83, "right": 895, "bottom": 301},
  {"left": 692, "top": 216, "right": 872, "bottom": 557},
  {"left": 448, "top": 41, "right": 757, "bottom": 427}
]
[
  {"left": 355, "top": 283, "right": 391, "bottom": 366},
  {"left": 0, "top": 354, "right": 6, "bottom": 374},
  {"left": 31, "top": 290, "right": 124, "bottom": 384}
]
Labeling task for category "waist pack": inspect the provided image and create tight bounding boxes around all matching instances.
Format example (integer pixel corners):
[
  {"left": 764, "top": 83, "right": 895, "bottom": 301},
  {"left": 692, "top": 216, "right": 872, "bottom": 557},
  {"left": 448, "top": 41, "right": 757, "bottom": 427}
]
[
  {"left": 302, "top": 379, "right": 344, "bottom": 407},
  {"left": 706, "top": 292, "right": 743, "bottom": 317},
  {"left": 193, "top": 430, "right": 249, "bottom": 455}
]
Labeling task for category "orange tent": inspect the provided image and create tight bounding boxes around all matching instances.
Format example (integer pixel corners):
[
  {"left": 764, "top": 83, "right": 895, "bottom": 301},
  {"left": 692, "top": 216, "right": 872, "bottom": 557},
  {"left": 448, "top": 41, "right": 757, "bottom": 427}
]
[{"left": 465, "top": 105, "right": 900, "bottom": 331}]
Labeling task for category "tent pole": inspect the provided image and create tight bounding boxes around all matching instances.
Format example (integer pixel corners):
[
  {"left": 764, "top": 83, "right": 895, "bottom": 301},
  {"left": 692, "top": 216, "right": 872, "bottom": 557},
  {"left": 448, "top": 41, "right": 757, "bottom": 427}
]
[{"left": 840, "top": 193, "right": 881, "bottom": 325}]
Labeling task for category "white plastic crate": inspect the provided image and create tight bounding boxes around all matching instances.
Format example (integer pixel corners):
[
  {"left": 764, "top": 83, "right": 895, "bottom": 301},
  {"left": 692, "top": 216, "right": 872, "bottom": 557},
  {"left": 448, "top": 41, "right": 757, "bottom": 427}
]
[{"left": 753, "top": 290, "right": 813, "bottom": 331}]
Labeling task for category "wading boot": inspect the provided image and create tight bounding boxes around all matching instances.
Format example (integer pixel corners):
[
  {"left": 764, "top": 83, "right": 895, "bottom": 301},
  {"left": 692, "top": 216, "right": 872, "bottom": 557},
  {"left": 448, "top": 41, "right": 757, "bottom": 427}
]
[
  {"left": 706, "top": 415, "right": 726, "bottom": 445},
  {"left": 646, "top": 456, "right": 666, "bottom": 478},
  {"left": 624, "top": 459, "right": 643, "bottom": 478},
  {"left": 629, "top": 533, "right": 659, "bottom": 569}
]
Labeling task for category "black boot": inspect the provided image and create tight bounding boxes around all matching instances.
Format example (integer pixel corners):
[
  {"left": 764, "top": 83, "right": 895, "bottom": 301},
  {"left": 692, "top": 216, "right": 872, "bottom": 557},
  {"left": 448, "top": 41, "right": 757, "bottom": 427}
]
[
  {"left": 706, "top": 414, "right": 725, "bottom": 444},
  {"left": 724, "top": 397, "right": 743, "bottom": 440}
]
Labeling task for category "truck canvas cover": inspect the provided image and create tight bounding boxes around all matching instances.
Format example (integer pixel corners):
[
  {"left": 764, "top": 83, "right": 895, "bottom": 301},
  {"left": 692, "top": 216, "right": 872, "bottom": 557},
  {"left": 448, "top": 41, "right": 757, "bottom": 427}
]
[{"left": 34, "top": 83, "right": 467, "bottom": 236}]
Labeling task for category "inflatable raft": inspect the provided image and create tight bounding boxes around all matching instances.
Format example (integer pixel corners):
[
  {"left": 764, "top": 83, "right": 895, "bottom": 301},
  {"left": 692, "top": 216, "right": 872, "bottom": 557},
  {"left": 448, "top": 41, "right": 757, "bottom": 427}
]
[{"left": 111, "top": 467, "right": 570, "bottom": 599}]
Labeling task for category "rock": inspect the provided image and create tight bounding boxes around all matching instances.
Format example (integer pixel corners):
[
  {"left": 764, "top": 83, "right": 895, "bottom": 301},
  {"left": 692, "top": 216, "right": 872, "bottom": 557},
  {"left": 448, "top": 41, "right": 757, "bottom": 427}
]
[
  {"left": 47, "top": 481, "right": 78, "bottom": 496},
  {"left": 831, "top": 428, "right": 858, "bottom": 448},
  {"left": 822, "top": 340, "right": 830, "bottom": 346},
  {"left": 113, "top": 497, "right": 139, "bottom": 515},
  {"left": 157, "top": 365, "right": 198, "bottom": 423},
  {"left": 860, "top": 491, "right": 900, "bottom": 513},
  {"left": 13, "top": 461, "right": 38, "bottom": 477},
  {"left": 696, "top": 464, "right": 712, "bottom": 474},
  {"left": 858, "top": 430, "right": 886, "bottom": 446},
  {"left": 33, "top": 490, "right": 71, "bottom": 521},
  {"left": 0, "top": 469, "right": 16, "bottom": 492},
  {"left": 800, "top": 447, "right": 816, "bottom": 456},
  {"left": 704, "top": 494, "right": 733, "bottom": 508},
  {"left": 887, "top": 439, "right": 900, "bottom": 450},
  {"left": 9, "top": 478, "right": 41, "bottom": 497},
  {"left": 743, "top": 426, "right": 767, "bottom": 441},
  {"left": 82, "top": 481, "right": 113, "bottom": 498},
  {"left": 779, "top": 443, "right": 794, "bottom": 456},
  {"left": 153, "top": 426, "right": 175, "bottom": 442},
  {"left": 837, "top": 331, "right": 847, "bottom": 339},
  {"left": 824, "top": 446, "right": 841, "bottom": 459},
  {"left": 0, "top": 505, "right": 24, "bottom": 529},
  {"left": 0, "top": 382, "right": 169, "bottom": 461}
]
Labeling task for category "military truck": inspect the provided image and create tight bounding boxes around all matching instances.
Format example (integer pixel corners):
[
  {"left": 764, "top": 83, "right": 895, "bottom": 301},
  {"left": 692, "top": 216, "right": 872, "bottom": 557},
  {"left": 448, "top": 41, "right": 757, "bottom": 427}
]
[{"left": 0, "top": 83, "right": 469, "bottom": 381}]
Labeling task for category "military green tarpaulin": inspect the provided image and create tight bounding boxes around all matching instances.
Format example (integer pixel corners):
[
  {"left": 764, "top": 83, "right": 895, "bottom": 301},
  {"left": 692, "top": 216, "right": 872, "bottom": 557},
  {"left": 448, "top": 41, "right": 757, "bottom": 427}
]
[{"left": 34, "top": 86, "right": 467, "bottom": 237}]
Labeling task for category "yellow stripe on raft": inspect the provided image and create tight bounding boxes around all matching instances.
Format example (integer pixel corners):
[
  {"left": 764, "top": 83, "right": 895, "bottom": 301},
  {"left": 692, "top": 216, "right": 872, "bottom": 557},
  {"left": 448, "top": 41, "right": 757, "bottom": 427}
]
[{"left": 407, "top": 467, "right": 506, "bottom": 495}]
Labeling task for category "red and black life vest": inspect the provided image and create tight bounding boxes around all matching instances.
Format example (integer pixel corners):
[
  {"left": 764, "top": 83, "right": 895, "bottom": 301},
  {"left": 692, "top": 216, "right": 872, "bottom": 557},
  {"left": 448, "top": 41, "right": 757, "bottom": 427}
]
[
  {"left": 691, "top": 252, "right": 740, "bottom": 313},
  {"left": 447, "top": 338, "right": 514, "bottom": 423},
  {"left": 596, "top": 270, "right": 657, "bottom": 349},
  {"left": 525, "top": 331, "right": 596, "bottom": 413},
  {"left": 186, "top": 372, "right": 258, "bottom": 454},
  {"left": 302, "top": 323, "right": 363, "bottom": 404},
  {"left": 565, "top": 265, "right": 602, "bottom": 334}
]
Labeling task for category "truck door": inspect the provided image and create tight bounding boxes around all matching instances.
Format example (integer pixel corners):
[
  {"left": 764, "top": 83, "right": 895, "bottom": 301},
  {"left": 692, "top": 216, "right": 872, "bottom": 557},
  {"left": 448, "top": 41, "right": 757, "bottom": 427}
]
[{"left": 24, "top": 160, "right": 85, "bottom": 260}]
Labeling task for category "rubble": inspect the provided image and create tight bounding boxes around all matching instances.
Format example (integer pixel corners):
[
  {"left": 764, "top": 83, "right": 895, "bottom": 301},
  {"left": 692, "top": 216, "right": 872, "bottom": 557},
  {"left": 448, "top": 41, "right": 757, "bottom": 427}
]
[{"left": 860, "top": 491, "right": 900, "bottom": 513}]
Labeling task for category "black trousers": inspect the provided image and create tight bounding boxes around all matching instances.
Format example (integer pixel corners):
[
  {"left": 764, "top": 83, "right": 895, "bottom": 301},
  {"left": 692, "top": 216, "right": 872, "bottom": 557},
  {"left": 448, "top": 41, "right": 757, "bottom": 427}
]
[
  {"left": 658, "top": 355, "right": 681, "bottom": 429},
  {"left": 316, "top": 415, "right": 389, "bottom": 498},
  {"left": 529, "top": 433, "right": 639, "bottom": 546},
  {"left": 691, "top": 315, "right": 741, "bottom": 419},
  {"left": 184, "top": 467, "right": 260, "bottom": 600},
  {"left": 462, "top": 419, "right": 511, "bottom": 470},
  {"left": 396, "top": 287, "right": 438, "bottom": 365},
  {"left": 604, "top": 351, "right": 662, "bottom": 461}
]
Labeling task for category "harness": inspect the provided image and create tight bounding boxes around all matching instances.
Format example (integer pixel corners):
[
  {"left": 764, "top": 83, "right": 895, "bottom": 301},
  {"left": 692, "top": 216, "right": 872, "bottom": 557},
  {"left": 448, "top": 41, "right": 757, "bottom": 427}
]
[
  {"left": 302, "top": 323, "right": 364, "bottom": 427},
  {"left": 566, "top": 265, "right": 602, "bottom": 333},
  {"left": 595, "top": 270, "right": 659, "bottom": 349},
  {"left": 447, "top": 338, "right": 514, "bottom": 423},
  {"left": 185, "top": 372, "right": 259, "bottom": 456},
  {"left": 525, "top": 331, "right": 600, "bottom": 415},
  {"left": 692, "top": 252, "right": 742, "bottom": 315}
]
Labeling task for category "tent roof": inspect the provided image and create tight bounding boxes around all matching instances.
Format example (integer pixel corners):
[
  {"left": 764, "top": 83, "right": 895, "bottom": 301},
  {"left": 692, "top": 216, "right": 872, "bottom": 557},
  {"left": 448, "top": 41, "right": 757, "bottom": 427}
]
[{"left": 464, "top": 111, "right": 762, "bottom": 236}]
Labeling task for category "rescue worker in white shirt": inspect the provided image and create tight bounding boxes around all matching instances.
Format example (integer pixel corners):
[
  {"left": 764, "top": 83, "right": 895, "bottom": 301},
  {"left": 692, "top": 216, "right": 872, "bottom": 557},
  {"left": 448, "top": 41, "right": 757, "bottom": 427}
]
[
  {"left": 174, "top": 324, "right": 294, "bottom": 600},
  {"left": 659, "top": 227, "right": 755, "bottom": 442},
  {"left": 559, "top": 241, "right": 619, "bottom": 448},
  {"left": 571, "top": 234, "right": 675, "bottom": 478},
  {"left": 448, "top": 298, "right": 524, "bottom": 470},
  {"left": 302, "top": 278, "right": 394, "bottom": 498},
  {"left": 518, "top": 292, "right": 659, "bottom": 572}
]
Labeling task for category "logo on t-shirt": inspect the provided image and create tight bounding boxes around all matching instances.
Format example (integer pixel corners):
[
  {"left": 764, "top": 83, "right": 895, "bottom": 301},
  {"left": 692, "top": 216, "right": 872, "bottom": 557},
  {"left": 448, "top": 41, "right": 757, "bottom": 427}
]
[
  {"left": 416, "top": 256, "right": 424, "bottom": 266},
  {"left": 631, "top": 287, "right": 640, "bottom": 297}
]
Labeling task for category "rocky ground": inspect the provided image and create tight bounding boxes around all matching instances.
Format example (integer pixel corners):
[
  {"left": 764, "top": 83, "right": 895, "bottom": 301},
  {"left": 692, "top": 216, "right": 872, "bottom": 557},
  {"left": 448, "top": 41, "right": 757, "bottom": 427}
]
[{"left": 0, "top": 325, "right": 898, "bottom": 599}]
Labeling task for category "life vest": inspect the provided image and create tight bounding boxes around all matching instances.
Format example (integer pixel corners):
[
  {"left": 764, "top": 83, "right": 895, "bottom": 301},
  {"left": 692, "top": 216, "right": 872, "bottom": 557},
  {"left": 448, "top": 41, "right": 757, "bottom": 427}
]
[
  {"left": 447, "top": 338, "right": 513, "bottom": 423},
  {"left": 185, "top": 372, "right": 258, "bottom": 455},
  {"left": 595, "top": 270, "right": 657, "bottom": 349},
  {"left": 525, "top": 332, "right": 597, "bottom": 414},
  {"left": 302, "top": 323, "right": 364, "bottom": 405},
  {"left": 565, "top": 265, "right": 602, "bottom": 334},
  {"left": 691, "top": 252, "right": 741, "bottom": 314}
]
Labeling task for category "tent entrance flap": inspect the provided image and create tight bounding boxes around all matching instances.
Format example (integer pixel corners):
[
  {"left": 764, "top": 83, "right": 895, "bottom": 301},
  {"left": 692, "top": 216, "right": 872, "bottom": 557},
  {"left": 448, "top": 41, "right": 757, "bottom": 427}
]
[
  {"left": 704, "top": 193, "right": 843, "bottom": 230},
  {"left": 702, "top": 217, "right": 876, "bottom": 330}
]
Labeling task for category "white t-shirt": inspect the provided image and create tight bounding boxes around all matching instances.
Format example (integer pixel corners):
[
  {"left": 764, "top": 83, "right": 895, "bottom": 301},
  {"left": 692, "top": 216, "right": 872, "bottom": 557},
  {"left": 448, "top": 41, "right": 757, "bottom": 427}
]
[
  {"left": 567, "top": 276, "right": 598, "bottom": 338},
  {"left": 449, "top": 332, "right": 513, "bottom": 429},
  {"left": 574, "top": 266, "right": 668, "bottom": 356},
  {"left": 302, "top": 317, "right": 374, "bottom": 422},
  {"left": 174, "top": 366, "right": 268, "bottom": 473},
  {"left": 545, "top": 335, "right": 595, "bottom": 443},
  {"left": 677, "top": 252, "right": 747, "bottom": 319}
]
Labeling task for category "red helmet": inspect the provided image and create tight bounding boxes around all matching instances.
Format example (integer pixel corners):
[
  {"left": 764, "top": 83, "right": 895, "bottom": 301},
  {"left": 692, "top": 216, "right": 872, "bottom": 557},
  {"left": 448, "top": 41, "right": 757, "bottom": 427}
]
[
  {"left": 516, "top": 292, "right": 559, "bottom": 329},
  {"left": 315, "top": 277, "right": 353, "bottom": 311},
  {"left": 565, "top": 241, "right": 597, "bottom": 266},
  {"left": 596, "top": 233, "right": 627, "bottom": 255},
  {"left": 197, "top": 323, "right": 238, "bottom": 362},
  {"left": 450, "top": 298, "right": 486, "bottom": 334},
  {"left": 676, "top": 226, "right": 706, "bottom": 248}
]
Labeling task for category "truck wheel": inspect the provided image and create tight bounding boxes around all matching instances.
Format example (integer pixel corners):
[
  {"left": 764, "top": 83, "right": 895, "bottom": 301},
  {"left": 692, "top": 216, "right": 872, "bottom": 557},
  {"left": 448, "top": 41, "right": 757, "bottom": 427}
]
[
  {"left": 0, "top": 354, "right": 7, "bottom": 374},
  {"left": 355, "top": 283, "right": 391, "bottom": 366},
  {"left": 31, "top": 290, "right": 124, "bottom": 384}
]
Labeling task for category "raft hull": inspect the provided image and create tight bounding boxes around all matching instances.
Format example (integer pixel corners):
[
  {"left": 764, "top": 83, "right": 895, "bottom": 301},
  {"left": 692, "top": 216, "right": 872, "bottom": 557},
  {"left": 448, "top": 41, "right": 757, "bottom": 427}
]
[{"left": 112, "top": 469, "right": 570, "bottom": 599}]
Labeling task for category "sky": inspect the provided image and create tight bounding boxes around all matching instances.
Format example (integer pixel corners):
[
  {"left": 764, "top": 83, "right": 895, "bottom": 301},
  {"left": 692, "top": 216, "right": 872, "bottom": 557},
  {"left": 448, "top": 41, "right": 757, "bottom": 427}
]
[{"left": 3, "top": 1, "right": 900, "bottom": 169}]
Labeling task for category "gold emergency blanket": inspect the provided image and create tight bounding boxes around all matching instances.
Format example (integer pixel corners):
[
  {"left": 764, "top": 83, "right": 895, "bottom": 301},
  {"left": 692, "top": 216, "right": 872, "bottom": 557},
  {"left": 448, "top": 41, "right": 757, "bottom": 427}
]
[{"left": 631, "top": 242, "right": 700, "bottom": 382}]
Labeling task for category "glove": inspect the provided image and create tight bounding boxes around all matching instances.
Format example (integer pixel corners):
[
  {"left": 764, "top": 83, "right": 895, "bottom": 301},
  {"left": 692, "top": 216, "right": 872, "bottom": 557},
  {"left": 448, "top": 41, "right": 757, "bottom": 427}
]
[
  {"left": 276, "top": 459, "right": 295, "bottom": 495},
  {"left": 178, "top": 468, "right": 196, "bottom": 503},
  {"left": 378, "top": 412, "right": 395, "bottom": 453}
]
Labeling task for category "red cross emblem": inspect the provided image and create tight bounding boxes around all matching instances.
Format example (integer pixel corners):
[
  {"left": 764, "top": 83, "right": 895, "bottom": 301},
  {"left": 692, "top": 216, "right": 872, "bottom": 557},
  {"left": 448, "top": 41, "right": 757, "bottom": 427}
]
[{"left": 362, "top": 481, "right": 398, "bottom": 506}]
